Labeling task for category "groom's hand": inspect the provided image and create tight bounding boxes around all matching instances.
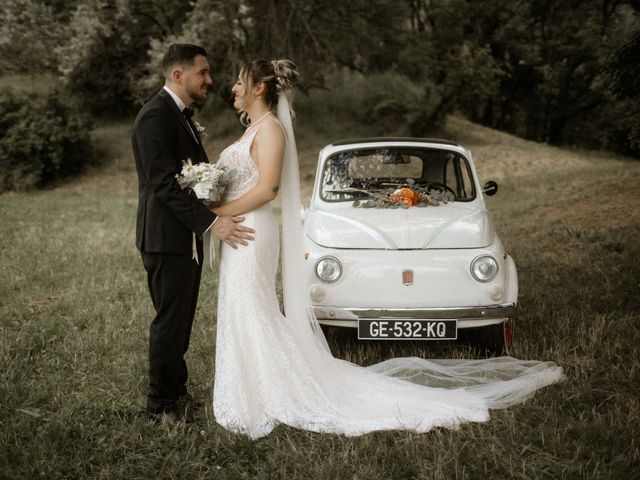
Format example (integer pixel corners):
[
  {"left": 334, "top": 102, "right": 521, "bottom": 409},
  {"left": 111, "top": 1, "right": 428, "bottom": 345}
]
[{"left": 211, "top": 216, "right": 255, "bottom": 248}]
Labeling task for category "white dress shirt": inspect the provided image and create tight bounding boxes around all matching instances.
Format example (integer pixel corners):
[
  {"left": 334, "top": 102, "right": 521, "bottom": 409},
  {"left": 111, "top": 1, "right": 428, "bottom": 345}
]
[{"left": 163, "top": 85, "right": 198, "bottom": 142}]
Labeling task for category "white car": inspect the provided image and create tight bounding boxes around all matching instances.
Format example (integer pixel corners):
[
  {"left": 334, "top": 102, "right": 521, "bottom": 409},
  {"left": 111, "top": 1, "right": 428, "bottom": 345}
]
[{"left": 303, "top": 138, "right": 516, "bottom": 354}]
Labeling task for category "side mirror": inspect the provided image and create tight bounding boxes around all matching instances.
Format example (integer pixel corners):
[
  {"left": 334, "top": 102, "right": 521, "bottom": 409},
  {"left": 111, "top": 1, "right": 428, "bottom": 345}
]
[{"left": 483, "top": 181, "right": 498, "bottom": 196}]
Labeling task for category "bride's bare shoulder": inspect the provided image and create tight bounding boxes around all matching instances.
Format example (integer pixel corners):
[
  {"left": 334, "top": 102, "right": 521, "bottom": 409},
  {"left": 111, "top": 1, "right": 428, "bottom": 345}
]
[{"left": 257, "top": 116, "right": 286, "bottom": 143}]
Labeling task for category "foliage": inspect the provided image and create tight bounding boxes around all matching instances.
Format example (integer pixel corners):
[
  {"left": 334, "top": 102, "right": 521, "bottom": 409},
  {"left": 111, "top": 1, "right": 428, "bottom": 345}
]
[
  {"left": 293, "top": 69, "right": 446, "bottom": 138},
  {"left": 394, "top": 0, "right": 639, "bottom": 156},
  {"left": 0, "top": 88, "right": 93, "bottom": 191},
  {"left": 0, "top": 0, "right": 65, "bottom": 74},
  {"left": 2, "top": 0, "right": 639, "bottom": 155},
  {"left": 257, "top": 0, "right": 410, "bottom": 76},
  {"left": 55, "top": 0, "right": 194, "bottom": 115},
  {"left": 356, "top": 71, "right": 446, "bottom": 135},
  {"left": 352, "top": 184, "right": 455, "bottom": 208},
  {"left": 138, "top": 0, "right": 248, "bottom": 105},
  {"left": 607, "top": 29, "right": 640, "bottom": 99},
  {"left": 138, "top": 0, "right": 413, "bottom": 102},
  {"left": 602, "top": 29, "right": 640, "bottom": 155}
]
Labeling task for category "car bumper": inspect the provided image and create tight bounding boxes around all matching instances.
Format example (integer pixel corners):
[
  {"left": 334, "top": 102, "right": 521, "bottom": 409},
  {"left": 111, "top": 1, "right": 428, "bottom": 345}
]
[{"left": 314, "top": 303, "right": 516, "bottom": 329}]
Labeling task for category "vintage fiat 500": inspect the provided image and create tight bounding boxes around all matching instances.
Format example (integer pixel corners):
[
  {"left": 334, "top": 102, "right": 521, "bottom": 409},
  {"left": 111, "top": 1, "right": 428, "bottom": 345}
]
[{"left": 303, "top": 138, "right": 516, "bottom": 353}]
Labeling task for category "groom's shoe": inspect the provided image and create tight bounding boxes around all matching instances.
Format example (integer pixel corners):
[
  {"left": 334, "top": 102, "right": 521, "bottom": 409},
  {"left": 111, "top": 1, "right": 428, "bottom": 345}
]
[{"left": 148, "top": 406, "right": 181, "bottom": 426}]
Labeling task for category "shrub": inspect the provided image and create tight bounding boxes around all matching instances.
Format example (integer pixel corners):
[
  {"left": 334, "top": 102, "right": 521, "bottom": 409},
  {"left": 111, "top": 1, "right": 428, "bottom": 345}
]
[
  {"left": 0, "top": 87, "right": 93, "bottom": 191},
  {"left": 296, "top": 70, "right": 447, "bottom": 140}
]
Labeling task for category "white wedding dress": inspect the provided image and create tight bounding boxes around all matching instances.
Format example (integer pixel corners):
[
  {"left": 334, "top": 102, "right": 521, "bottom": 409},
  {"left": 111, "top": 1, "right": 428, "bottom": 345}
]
[{"left": 213, "top": 107, "right": 565, "bottom": 440}]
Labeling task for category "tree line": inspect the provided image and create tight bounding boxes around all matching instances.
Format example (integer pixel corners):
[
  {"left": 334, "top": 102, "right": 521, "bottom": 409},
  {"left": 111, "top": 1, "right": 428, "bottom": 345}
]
[{"left": 2, "top": 0, "right": 639, "bottom": 157}]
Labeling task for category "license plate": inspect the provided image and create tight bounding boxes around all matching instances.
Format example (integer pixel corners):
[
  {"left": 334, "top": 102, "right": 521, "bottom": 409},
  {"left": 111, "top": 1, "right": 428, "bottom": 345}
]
[{"left": 358, "top": 319, "right": 457, "bottom": 340}]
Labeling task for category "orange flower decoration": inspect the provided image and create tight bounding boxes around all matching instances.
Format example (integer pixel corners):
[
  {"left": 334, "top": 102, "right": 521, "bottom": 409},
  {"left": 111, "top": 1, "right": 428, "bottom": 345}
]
[{"left": 393, "top": 187, "right": 422, "bottom": 206}]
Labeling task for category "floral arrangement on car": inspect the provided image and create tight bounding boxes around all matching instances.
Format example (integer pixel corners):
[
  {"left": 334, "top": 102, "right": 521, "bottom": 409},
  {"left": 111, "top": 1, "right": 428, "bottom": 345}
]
[
  {"left": 175, "top": 159, "right": 237, "bottom": 205},
  {"left": 352, "top": 181, "right": 455, "bottom": 209}
]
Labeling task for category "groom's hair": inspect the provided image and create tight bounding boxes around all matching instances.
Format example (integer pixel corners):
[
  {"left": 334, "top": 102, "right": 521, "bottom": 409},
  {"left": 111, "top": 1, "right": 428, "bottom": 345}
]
[{"left": 162, "top": 43, "right": 207, "bottom": 79}]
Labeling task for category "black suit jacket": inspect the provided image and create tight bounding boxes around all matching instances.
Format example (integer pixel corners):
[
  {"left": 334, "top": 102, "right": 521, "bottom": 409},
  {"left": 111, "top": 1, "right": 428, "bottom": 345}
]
[{"left": 132, "top": 89, "right": 217, "bottom": 254}]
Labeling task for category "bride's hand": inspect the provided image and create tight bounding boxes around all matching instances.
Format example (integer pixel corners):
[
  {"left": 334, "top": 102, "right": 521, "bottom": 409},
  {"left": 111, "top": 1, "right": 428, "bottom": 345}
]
[{"left": 211, "top": 215, "right": 255, "bottom": 248}]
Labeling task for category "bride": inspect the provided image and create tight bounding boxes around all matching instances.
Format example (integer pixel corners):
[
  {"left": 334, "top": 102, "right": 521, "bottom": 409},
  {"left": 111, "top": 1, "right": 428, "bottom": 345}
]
[{"left": 209, "top": 59, "right": 565, "bottom": 439}]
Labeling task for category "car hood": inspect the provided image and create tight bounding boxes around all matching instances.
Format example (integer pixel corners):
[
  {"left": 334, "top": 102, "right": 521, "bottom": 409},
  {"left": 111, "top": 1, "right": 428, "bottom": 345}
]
[{"left": 305, "top": 203, "right": 494, "bottom": 249}]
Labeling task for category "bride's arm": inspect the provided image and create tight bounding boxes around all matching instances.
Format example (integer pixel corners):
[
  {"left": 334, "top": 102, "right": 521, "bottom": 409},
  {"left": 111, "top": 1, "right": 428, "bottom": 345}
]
[{"left": 211, "top": 120, "right": 284, "bottom": 217}]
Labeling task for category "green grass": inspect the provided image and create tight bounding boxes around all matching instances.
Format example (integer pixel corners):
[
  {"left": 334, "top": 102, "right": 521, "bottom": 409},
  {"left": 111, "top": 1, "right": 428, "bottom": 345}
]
[{"left": 1, "top": 115, "right": 639, "bottom": 479}]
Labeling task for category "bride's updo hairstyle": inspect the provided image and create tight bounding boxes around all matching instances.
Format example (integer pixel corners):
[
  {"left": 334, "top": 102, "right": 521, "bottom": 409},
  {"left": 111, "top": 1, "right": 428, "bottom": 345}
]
[{"left": 239, "top": 59, "right": 299, "bottom": 124}]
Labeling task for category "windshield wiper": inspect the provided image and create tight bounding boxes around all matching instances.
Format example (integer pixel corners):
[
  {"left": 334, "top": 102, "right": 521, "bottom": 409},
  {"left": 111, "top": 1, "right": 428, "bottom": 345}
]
[{"left": 324, "top": 187, "right": 373, "bottom": 196}]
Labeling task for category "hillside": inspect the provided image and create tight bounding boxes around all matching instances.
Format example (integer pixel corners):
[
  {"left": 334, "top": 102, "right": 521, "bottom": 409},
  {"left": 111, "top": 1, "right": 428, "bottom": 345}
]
[
  {"left": 75, "top": 114, "right": 639, "bottom": 203},
  {"left": 445, "top": 116, "right": 640, "bottom": 231}
]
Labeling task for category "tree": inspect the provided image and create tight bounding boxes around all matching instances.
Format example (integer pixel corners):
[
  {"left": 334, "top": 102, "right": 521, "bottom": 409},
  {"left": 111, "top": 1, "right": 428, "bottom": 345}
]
[
  {"left": 0, "top": 0, "right": 64, "bottom": 74},
  {"left": 405, "top": 0, "right": 639, "bottom": 154},
  {"left": 602, "top": 28, "right": 640, "bottom": 156},
  {"left": 56, "top": 0, "right": 194, "bottom": 115}
]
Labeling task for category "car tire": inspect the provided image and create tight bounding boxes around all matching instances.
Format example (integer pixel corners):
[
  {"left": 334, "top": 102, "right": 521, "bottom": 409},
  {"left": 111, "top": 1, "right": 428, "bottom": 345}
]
[{"left": 463, "top": 318, "right": 513, "bottom": 357}]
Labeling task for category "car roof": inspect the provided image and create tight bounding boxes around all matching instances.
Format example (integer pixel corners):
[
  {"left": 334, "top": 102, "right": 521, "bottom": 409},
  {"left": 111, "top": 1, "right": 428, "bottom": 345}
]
[
  {"left": 320, "top": 137, "right": 472, "bottom": 160},
  {"left": 329, "top": 137, "right": 460, "bottom": 147}
]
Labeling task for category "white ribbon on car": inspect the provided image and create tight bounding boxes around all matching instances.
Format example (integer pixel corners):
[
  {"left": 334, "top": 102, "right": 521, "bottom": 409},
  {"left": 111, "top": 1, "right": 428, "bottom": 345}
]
[
  {"left": 421, "top": 207, "right": 484, "bottom": 249},
  {"left": 307, "top": 209, "right": 399, "bottom": 249}
]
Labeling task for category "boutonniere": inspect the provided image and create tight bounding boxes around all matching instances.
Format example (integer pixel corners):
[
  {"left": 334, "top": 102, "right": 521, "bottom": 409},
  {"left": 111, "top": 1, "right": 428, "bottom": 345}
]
[{"left": 193, "top": 120, "right": 207, "bottom": 138}]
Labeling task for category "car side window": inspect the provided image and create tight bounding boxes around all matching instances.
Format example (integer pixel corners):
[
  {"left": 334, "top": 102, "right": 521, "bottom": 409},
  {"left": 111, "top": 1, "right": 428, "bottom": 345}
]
[{"left": 445, "top": 155, "right": 475, "bottom": 200}]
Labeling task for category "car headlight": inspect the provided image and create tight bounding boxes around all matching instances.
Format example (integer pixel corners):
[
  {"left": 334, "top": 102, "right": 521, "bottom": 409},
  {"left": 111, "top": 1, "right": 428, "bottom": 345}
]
[
  {"left": 471, "top": 255, "right": 499, "bottom": 282},
  {"left": 315, "top": 256, "right": 342, "bottom": 283}
]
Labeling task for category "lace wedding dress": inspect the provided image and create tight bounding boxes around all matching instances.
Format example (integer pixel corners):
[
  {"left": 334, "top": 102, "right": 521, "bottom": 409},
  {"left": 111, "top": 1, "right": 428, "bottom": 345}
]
[{"left": 213, "top": 105, "right": 565, "bottom": 440}]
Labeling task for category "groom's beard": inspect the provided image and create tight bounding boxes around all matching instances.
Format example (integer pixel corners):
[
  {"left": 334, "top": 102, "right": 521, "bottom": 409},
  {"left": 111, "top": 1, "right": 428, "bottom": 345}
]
[{"left": 186, "top": 82, "right": 210, "bottom": 105}]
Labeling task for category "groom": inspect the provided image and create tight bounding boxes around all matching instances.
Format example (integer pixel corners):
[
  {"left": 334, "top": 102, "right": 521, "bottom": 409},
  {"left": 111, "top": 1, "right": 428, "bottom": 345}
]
[{"left": 132, "top": 43, "right": 253, "bottom": 425}]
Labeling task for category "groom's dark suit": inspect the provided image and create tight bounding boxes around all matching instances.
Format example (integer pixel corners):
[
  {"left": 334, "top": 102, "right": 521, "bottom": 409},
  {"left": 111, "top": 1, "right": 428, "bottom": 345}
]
[{"left": 132, "top": 88, "right": 217, "bottom": 415}]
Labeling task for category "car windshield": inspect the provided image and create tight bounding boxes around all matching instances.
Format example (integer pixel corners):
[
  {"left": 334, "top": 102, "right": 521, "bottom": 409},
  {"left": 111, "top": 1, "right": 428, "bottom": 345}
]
[{"left": 321, "top": 147, "right": 476, "bottom": 202}]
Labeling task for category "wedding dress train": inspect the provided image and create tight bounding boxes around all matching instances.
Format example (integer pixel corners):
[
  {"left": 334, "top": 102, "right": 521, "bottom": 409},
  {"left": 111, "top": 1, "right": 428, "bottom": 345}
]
[{"left": 212, "top": 105, "right": 564, "bottom": 440}]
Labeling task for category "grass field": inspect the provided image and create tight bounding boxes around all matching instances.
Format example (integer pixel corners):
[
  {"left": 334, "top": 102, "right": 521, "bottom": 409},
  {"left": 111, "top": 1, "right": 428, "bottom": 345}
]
[{"left": 1, "top": 114, "right": 639, "bottom": 479}]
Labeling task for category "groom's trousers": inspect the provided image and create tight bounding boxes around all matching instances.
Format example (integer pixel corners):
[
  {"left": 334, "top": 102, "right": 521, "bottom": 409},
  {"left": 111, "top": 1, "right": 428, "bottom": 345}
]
[{"left": 141, "top": 246, "right": 203, "bottom": 414}]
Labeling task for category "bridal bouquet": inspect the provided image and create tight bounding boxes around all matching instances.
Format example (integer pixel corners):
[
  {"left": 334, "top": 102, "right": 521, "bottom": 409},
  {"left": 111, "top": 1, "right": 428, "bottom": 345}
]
[{"left": 175, "top": 159, "right": 237, "bottom": 205}]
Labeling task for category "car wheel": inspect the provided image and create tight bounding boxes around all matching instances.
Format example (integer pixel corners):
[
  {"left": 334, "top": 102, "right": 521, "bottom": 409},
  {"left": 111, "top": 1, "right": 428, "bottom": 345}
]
[{"left": 463, "top": 318, "right": 513, "bottom": 357}]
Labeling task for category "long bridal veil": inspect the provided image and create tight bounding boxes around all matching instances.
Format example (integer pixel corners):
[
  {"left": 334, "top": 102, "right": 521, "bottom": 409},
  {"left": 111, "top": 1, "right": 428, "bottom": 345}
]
[
  {"left": 278, "top": 93, "right": 333, "bottom": 355},
  {"left": 276, "top": 92, "right": 565, "bottom": 423}
]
